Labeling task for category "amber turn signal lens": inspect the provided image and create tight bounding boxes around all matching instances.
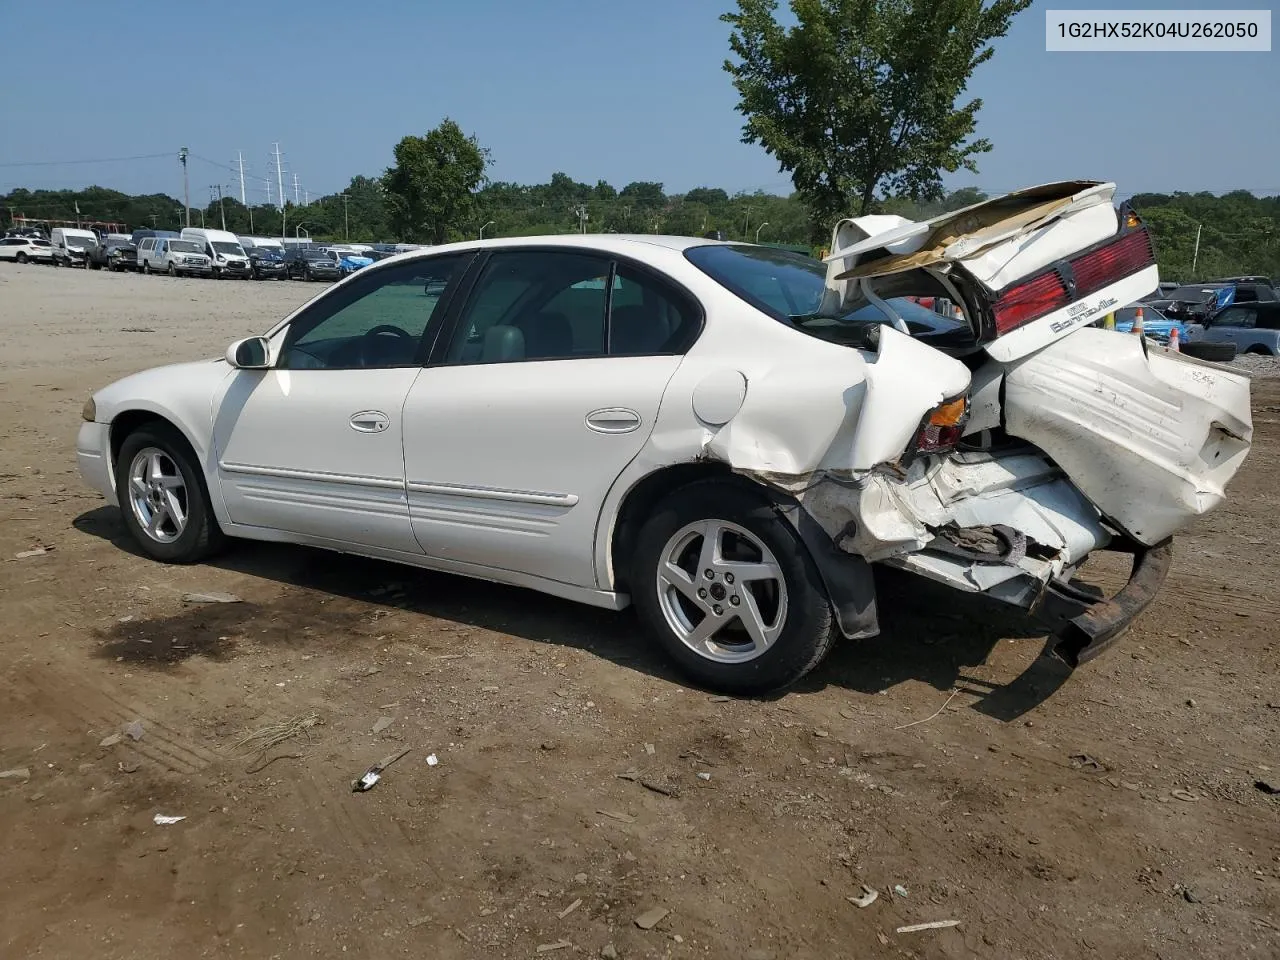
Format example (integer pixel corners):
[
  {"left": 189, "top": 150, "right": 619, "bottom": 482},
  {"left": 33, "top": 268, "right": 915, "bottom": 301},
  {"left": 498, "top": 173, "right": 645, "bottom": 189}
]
[
  {"left": 1124, "top": 211, "right": 1142, "bottom": 229},
  {"left": 928, "top": 397, "right": 967, "bottom": 428}
]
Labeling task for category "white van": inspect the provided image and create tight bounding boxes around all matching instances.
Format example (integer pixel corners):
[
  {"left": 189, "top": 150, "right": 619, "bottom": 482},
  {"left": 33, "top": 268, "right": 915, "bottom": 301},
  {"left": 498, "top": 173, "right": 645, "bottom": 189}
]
[
  {"left": 239, "top": 235, "right": 285, "bottom": 253},
  {"left": 140, "top": 237, "right": 213, "bottom": 277},
  {"left": 180, "top": 227, "right": 251, "bottom": 279},
  {"left": 50, "top": 227, "right": 99, "bottom": 267}
]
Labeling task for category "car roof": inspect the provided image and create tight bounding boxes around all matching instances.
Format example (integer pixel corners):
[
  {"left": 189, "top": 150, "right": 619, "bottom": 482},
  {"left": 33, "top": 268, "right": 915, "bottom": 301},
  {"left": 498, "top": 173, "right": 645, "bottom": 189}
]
[{"left": 383, "top": 234, "right": 728, "bottom": 267}]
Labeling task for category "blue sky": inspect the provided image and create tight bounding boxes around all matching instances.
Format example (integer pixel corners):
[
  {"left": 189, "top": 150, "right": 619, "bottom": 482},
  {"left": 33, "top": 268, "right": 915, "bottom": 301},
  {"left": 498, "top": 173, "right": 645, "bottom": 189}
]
[{"left": 1, "top": 0, "right": 1275, "bottom": 203}]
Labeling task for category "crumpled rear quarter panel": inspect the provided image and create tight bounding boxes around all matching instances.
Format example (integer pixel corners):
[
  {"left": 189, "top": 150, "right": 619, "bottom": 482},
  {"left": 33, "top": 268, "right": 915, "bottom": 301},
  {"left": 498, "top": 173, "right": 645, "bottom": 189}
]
[{"left": 1002, "top": 328, "right": 1252, "bottom": 544}]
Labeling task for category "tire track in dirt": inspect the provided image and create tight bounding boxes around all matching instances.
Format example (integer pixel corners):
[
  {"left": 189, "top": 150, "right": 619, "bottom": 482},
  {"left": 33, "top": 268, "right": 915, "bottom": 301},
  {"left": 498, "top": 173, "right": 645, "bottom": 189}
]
[{"left": 3, "top": 659, "right": 221, "bottom": 774}]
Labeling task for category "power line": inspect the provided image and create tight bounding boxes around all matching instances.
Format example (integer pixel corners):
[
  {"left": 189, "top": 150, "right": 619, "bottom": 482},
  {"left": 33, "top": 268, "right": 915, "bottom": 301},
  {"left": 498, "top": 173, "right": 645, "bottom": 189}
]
[{"left": 0, "top": 152, "right": 172, "bottom": 168}]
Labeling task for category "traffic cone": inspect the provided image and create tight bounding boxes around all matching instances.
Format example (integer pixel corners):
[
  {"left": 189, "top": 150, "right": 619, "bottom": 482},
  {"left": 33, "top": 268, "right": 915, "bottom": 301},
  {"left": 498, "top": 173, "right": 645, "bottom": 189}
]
[
  {"left": 1168, "top": 325, "right": 1180, "bottom": 352},
  {"left": 1131, "top": 307, "right": 1145, "bottom": 337}
]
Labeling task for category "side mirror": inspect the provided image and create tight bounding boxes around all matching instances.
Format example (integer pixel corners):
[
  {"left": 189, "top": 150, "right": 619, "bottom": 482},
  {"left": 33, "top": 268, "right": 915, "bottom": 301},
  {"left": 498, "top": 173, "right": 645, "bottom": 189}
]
[{"left": 226, "top": 336, "right": 270, "bottom": 369}]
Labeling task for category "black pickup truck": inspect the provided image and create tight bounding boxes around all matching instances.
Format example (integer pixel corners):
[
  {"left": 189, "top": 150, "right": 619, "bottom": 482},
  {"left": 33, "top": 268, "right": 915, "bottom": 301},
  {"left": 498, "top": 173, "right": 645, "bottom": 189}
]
[{"left": 86, "top": 233, "right": 139, "bottom": 272}]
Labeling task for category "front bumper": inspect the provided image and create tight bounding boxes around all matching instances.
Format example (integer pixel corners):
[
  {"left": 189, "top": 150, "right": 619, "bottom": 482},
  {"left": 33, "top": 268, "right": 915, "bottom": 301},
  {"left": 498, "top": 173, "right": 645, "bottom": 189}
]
[
  {"left": 1043, "top": 539, "right": 1173, "bottom": 667},
  {"left": 76, "top": 421, "right": 116, "bottom": 505}
]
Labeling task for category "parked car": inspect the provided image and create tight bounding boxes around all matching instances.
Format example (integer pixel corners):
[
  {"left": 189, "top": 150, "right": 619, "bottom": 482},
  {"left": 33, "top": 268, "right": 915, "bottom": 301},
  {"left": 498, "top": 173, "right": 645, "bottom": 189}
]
[
  {"left": 140, "top": 237, "right": 213, "bottom": 277},
  {"left": 248, "top": 246, "right": 288, "bottom": 280},
  {"left": 0, "top": 235, "right": 56, "bottom": 264},
  {"left": 325, "top": 247, "right": 375, "bottom": 274},
  {"left": 284, "top": 246, "right": 342, "bottom": 281},
  {"left": 1186, "top": 301, "right": 1280, "bottom": 356},
  {"left": 1111, "top": 305, "right": 1184, "bottom": 344},
  {"left": 180, "top": 228, "right": 251, "bottom": 279},
  {"left": 75, "top": 181, "right": 1253, "bottom": 695},
  {"left": 86, "top": 234, "right": 138, "bottom": 272},
  {"left": 1149, "top": 278, "right": 1280, "bottom": 323},
  {"left": 50, "top": 227, "right": 99, "bottom": 267},
  {"left": 131, "top": 228, "right": 180, "bottom": 247}
]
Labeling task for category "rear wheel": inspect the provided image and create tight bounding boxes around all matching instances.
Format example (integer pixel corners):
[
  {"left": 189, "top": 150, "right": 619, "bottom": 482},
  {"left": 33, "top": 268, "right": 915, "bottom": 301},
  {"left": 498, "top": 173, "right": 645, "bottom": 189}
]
[
  {"left": 1245, "top": 345, "right": 1273, "bottom": 356},
  {"left": 167, "top": 262, "right": 176, "bottom": 277},
  {"left": 114, "top": 422, "right": 225, "bottom": 563},
  {"left": 15, "top": 252, "right": 28, "bottom": 264},
  {"left": 142, "top": 261, "right": 151, "bottom": 275},
  {"left": 631, "top": 482, "right": 837, "bottom": 695}
]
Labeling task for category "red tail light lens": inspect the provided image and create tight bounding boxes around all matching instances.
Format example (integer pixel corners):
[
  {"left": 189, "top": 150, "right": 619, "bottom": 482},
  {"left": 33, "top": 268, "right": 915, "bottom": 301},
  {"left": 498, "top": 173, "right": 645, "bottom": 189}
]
[
  {"left": 1071, "top": 228, "right": 1155, "bottom": 297},
  {"left": 992, "top": 272, "right": 1070, "bottom": 335}
]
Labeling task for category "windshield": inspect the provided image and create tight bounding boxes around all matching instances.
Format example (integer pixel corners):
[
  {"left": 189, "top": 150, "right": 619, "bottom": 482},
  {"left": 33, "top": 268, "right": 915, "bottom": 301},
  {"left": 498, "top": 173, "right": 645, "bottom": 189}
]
[
  {"left": 303, "top": 250, "right": 330, "bottom": 261},
  {"left": 66, "top": 235, "right": 96, "bottom": 248},
  {"left": 254, "top": 248, "right": 282, "bottom": 260},
  {"left": 171, "top": 240, "right": 201, "bottom": 254},
  {"left": 685, "top": 245, "right": 828, "bottom": 320},
  {"left": 212, "top": 241, "right": 244, "bottom": 256}
]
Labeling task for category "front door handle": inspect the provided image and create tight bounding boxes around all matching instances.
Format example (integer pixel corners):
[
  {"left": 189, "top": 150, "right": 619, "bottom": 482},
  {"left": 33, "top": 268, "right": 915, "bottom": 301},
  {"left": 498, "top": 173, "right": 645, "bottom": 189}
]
[
  {"left": 586, "top": 407, "right": 642, "bottom": 434},
  {"left": 349, "top": 410, "right": 390, "bottom": 433}
]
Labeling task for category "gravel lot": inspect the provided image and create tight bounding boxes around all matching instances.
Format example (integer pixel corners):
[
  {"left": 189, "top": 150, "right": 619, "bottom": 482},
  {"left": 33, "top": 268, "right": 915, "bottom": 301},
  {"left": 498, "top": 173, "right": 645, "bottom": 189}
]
[{"left": 1, "top": 263, "right": 1278, "bottom": 960}]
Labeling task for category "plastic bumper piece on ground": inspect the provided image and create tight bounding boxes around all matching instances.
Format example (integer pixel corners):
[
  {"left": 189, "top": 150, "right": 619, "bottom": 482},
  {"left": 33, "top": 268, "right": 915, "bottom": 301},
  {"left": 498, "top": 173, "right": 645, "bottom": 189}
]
[{"left": 1046, "top": 538, "right": 1173, "bottom": 668}]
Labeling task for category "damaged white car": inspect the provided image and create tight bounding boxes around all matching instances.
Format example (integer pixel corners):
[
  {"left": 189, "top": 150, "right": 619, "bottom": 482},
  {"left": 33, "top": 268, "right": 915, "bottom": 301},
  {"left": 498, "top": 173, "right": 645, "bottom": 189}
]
[{"left": 77, "top": 182, "right": 1253, "bottom": 693}]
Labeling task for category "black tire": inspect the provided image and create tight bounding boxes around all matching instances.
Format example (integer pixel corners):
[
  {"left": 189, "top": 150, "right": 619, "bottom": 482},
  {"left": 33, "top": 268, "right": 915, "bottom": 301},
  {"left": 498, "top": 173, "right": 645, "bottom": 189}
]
[
  {"left": 1245, "top": 345, "right": 1273, "bottom": 356},
  {"left": 114, "top": 421, "right": 225, "bottom": 564},
  {"left": 630, "top": 481, "right": 837, "bottom": 695},
  {"left": 167, "top": 262, "right": 176, "bottom": 277},
  {"left": 15, "top": 252, "right": 28, "bottom": 264},
  {"left": 142, "top": 261, "right": 151, "bottom": 275},
  {"left": 89, "top": 260, "right": 101, "bottom": 270},
  {"left": 1181, "top": 340, "right": 1237, "bottom": 362}
]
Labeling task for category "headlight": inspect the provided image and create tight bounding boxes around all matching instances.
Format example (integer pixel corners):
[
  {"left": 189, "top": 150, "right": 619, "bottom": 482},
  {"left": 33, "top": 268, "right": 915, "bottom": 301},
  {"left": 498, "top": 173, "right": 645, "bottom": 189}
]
[
  {"left": 82, "top": 398, "right": 96, "bottom": 422},
  {"left": 217, "top": 255, "right": 226, "bottom": 262}
]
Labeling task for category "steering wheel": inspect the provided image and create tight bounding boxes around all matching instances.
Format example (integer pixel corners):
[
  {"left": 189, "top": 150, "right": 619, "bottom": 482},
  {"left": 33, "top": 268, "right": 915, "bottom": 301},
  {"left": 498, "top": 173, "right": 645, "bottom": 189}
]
[{"left": 359, "top": 324, "right": 414, "bottom": 364}]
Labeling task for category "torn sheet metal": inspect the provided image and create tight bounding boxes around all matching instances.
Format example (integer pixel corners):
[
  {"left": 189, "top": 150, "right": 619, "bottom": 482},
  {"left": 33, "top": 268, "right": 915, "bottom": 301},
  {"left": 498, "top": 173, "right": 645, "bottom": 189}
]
[{"left": 1002, "top": 328, "right": 1253, "bottom": 545}]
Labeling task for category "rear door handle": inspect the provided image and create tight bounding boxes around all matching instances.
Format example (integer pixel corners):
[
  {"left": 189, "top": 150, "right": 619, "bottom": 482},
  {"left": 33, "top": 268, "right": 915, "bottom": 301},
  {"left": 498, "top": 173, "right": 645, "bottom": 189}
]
[
  {"left": 349, "top": 410, "right": 391, "bottom": 433},
  {"left": 586, "top": 407, "right": 642, "bottom": 434}
]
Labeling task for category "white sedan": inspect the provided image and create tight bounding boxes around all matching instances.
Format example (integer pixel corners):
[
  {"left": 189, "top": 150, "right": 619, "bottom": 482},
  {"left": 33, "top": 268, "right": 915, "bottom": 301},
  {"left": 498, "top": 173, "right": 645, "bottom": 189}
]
[
  {"left": 77, "top": 182, "right": 1253, "bottom": 693},
  {"left": 0, "top": 235, "right": 56, "bottom": 264}
]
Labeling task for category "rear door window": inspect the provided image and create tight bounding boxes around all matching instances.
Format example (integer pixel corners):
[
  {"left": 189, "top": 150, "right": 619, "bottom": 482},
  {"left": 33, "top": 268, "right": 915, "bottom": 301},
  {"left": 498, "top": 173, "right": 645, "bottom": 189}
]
[{"left": 1212, "top": 306, "right": 1255, "bottom": 329}]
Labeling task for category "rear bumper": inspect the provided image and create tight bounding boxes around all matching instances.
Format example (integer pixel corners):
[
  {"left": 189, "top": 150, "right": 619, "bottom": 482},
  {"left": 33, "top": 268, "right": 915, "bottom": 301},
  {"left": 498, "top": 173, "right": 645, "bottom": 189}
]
[{"left": 1044, "top": 538, "right": 1173, "bottom": 667}]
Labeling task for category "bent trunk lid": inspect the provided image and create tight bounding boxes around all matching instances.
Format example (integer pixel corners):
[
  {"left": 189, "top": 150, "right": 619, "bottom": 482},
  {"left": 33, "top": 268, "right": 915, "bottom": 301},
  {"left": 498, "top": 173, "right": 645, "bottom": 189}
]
[{"left": 823, "top": 181, "right": 1157, "bottom": 362}]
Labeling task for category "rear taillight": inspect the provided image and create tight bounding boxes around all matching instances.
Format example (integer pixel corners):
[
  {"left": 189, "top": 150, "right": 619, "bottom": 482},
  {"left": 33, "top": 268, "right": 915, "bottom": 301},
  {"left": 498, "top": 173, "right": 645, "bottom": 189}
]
[
  {"left": 990, "top": 226, "right": 1156, "bottom": 337},
  {"left": 1070, "top": 229, "right": 1155, "bottom": 298},
  {"left": 993, "top": 272, "right": 1070, "bottom": 335},
  {"left": 907, "top": 394, "right": 969, "bottom": 461}
]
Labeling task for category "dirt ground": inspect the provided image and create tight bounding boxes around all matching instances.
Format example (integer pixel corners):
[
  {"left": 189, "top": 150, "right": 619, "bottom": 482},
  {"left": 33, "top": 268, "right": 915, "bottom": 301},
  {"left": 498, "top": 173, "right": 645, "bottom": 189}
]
[{"left": 1, "top": 263, "right": 1277, "bottom": 960}]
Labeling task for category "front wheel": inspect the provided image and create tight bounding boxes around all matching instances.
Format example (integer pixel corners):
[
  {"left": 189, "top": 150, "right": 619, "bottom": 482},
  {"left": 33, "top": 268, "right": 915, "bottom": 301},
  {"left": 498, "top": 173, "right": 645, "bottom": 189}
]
[
  {"left": 167, "top": 262, "right": 176, "bottom": 277},
  {"left": 630, "top": 482, "right": 836, "bottom": 695},
  {"left": 142, "top": 261, "right": 151, "bottom": 274},
  {"left": 16, "top": 252, "right": 29, "bottom": 264},
  {"left": 115, "top": 422, "right": 225, "bottom": 563}
]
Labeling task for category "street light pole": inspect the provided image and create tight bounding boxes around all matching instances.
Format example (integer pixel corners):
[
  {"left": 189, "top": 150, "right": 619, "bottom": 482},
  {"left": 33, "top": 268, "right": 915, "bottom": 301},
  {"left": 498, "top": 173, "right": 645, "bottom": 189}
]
[
  {"left": 479, "top": 220, "right": 495, "bottom": 240},
  {"left": 179, "top": 147, "right": 190, "bottom": 227},
  {"left": 341, "top": 194, "right": 350, "bottom": 242},
  {"left": 755, "top": 221, "right": 770, "bottom": 243}
]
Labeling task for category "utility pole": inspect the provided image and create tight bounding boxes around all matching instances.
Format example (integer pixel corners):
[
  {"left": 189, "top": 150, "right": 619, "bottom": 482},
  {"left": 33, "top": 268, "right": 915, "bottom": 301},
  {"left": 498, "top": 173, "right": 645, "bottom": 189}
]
[
  {"left": 214, "top": 184, "right": 227, "bottom": 230},
  {"left": 341, "top": 194, "right": 350, "bottom": 241},
  {"left": 1191, "top": 223, "right": 1202, "bottom": 277},
  {"left": 574, "top": 204, "right": 588, "bottom": 234},
  {"left": 271, "top": 143, "right": 285, "bottom": 212},
  {"left": 236, "top": 152, "right": 247, "bottom": 206},
  {"left": 179, "top": 146, "right": 190, "bottom": 227},
  {"left": 292, "top": 173, "right": 300, "bottom": 206},
  {"left": 149, "top": 214, "right": 159, "bottom": 227},
  {"left": 304, "top": 188, "right": 309, "bottom": 205}
]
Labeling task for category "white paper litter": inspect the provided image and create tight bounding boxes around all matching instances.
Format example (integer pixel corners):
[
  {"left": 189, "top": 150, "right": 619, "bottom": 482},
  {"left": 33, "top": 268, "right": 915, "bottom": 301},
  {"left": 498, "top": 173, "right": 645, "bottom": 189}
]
[
  {"left": 153, "top": 814, "right": 186, "bottom": 825},
  {"left": 426, "top": 754, "right": 439, "bottom": 767}
]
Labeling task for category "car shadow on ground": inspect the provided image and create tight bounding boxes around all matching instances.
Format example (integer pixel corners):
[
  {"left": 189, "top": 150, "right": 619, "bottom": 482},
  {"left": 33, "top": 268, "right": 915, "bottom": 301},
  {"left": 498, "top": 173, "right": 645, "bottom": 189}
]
[{"left": 74, "top": 506, "right": 1072, "bottom": 721}]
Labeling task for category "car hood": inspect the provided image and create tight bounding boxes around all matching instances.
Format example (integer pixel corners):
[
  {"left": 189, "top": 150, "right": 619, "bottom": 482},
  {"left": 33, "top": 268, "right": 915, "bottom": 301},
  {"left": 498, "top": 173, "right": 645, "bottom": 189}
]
[{"left": 92, "top": 359, "right": 230, "bottom": 426}]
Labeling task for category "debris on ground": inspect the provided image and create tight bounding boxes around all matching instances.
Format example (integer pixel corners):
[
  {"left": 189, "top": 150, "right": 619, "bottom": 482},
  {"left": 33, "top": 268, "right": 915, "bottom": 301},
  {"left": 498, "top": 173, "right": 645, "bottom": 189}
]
[
  {"left": 847, "top": 885, "right": 879, "bottom": 908},
  {"left": 233, "top": 713, "right": 320, "bottom": 765},
  {"left": 537, "top": 941, "right": 572, "bottom": 953},
  {"left": 617, "top": 770, "right": 680, "bottom": 797},
  {"left": 893, "top": 884, "right": 909, "bottom": 898},
  {"left": 0, "top": 767, "right": 31, "bottom": 781},
  {"left": 118, "top": 760, "right": 140, "bottom": 774},
  {"left": 426, "top": 753, "right": 439, "bottom": 767},
  {"left": 124, "top": 720, "right": 145, "bottom": 741},
  {"left": 372, "top": 716, "right": 394, "bottom": 734},
  {"left": 558, "top": 898, "right": 583, "bottom": 919},
  {"left": 1255, "top": 780, "right": 1280, "bottom": 796},
  {"left": 153, "top": 814, "right": 186, "bottom": 825},
  {"left": 600, "top": 945, "right": 618, "bottom": 959},
  {"left": 99, "top": 732, "right": 122, "bottom": 747},
  {"left": 13, "top": 547, "right": 51, "bottom": 560},
  {"left": 352, "top": 747, "right": 412, "bottom": 793},
  {"left": 597, "top": 809, "right": 636, "bottom": 823},
  {"left": 634, "top": 906, "right": 670, "bottom": 930},
  {"left": 697, "top": 772, "right": 712, "bottom": 781},
  {"left": 1170, "top": 788, "right": 1198, "bottom": 802},
  {"left": 181, "top": 591, "right": 242, "bottom": 604},
  {"left": 1069, "top": 754, "right": 1108, "bottom": 772},
  {"left": 896, "top": 920, "right": 961, "bottom": 933},
  {"left": 1183, "top": 889, "right": 1202, "bottom": 903}
]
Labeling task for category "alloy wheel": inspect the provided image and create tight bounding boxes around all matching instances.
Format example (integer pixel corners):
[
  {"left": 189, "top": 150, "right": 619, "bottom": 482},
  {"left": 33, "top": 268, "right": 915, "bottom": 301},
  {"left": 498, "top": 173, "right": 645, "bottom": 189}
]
[{"left": 127, "top": 447, "right": 189, "bottom": 544}]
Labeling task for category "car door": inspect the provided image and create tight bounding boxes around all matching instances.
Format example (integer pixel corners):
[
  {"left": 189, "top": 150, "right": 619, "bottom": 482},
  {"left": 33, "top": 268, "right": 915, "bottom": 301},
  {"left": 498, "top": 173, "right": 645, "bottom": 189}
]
[
  {"left": 1203, "top": 305, "right": 1255, "bottom": 350},
  {"left": 401, "top": 248, "right": 701, "bottom": 588},
  {"left": 211, "top": 254, "right": 474, "bottom": 553}
]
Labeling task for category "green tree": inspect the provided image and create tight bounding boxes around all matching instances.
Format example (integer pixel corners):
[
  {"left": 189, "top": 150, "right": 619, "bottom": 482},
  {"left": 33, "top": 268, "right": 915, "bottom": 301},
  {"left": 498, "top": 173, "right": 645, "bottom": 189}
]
[
  {"left": 381, "top": 118, "right": 490, "bottom": 243},
  {"left": 722, "top": 0, "right": 1031, "bottom": 229}
]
